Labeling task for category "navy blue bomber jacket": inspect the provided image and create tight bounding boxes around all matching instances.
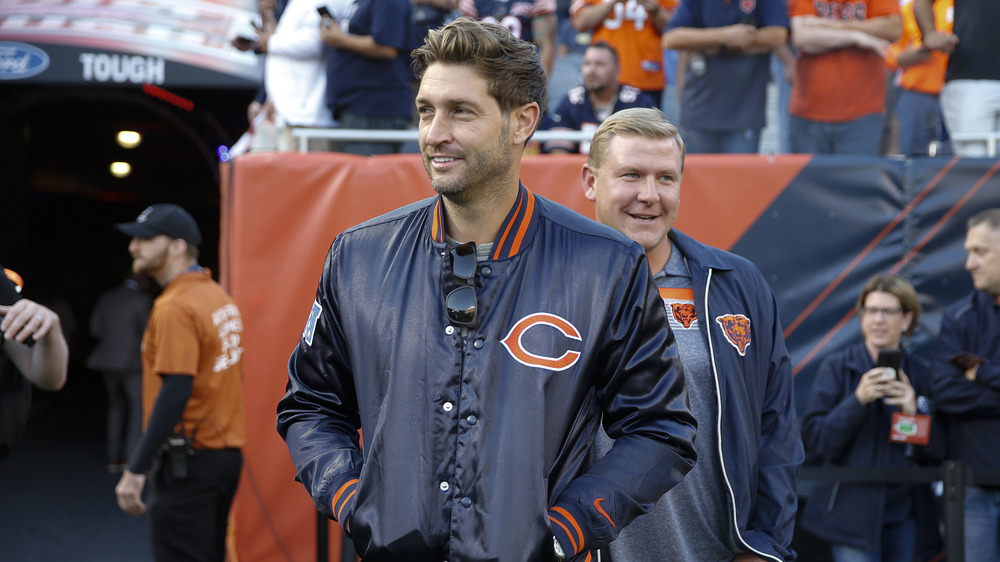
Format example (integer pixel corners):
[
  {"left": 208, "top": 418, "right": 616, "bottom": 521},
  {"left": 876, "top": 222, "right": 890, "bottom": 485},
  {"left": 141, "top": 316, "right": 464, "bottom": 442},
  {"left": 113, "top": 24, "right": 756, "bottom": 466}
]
[
  {"left": 277, "top": 185, "right": 698, "bottom": 561},
  {"left": 670, "top": 230, "right": 803, "bottom": 561}
]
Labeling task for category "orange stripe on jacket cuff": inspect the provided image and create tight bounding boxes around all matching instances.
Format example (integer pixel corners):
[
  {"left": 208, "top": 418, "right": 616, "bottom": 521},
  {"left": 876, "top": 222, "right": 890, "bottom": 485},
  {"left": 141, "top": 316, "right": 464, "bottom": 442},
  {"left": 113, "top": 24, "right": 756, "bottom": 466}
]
[{"left": 331, "top": 479, "right": 358, "bottom": 521}]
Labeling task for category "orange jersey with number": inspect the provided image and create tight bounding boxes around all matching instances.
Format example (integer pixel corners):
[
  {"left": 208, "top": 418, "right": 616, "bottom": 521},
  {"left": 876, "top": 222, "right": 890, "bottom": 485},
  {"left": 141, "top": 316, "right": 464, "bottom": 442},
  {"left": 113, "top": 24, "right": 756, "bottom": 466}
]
[{"left": 570, "top": 0, "right": 678, "bottom": 91}]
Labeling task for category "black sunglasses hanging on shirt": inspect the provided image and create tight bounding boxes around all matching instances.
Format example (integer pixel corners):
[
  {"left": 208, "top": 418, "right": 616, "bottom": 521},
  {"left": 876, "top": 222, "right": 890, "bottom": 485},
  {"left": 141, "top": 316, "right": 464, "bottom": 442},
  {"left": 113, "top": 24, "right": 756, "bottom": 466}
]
[{"left": 446, "top": 242, "right": 478, "bottom": 329}]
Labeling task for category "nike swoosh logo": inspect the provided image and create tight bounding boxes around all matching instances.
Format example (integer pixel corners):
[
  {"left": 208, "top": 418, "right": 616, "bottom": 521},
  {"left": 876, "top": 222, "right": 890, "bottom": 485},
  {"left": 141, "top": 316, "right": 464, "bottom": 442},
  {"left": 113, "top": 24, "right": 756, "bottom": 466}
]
[{"left": 594, "top": 498, "right": 615, "bottom": 528}]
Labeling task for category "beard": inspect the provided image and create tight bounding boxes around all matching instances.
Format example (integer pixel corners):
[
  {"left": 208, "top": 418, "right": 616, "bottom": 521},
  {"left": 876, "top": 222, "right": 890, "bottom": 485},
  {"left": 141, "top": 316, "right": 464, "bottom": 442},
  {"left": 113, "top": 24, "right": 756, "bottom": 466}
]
[
  {"left": 131, "top": 246, "right": 168, "bottom": 277},
  {"left": 423, "top": 120, "right": 513, "bottom": 202}
]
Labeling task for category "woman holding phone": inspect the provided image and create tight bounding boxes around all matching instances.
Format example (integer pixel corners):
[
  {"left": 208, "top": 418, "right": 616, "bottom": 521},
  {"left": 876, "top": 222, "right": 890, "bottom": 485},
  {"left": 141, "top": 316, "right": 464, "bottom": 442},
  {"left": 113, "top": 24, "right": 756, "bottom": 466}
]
[{"left": 800, "top": 274, "right": 942, "bottom": 562}]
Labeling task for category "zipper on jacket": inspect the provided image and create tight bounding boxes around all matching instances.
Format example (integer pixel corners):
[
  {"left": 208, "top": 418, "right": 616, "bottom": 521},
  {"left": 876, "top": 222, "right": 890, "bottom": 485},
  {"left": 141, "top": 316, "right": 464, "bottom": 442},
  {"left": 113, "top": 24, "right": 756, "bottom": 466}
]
[{"left": 701, "top": 267, "right": 782, "bottom": 562}]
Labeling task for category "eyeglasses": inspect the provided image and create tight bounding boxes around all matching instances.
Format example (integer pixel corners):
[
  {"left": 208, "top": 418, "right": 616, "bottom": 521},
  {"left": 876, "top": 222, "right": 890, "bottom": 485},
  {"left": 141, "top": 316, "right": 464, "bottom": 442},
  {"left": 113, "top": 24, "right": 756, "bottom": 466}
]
[
  {"left": 860, "top": 306, "right": 904, "bottom": 318},
  {"left": 446, "top": 242, "right": 477, "bottom": 328}
]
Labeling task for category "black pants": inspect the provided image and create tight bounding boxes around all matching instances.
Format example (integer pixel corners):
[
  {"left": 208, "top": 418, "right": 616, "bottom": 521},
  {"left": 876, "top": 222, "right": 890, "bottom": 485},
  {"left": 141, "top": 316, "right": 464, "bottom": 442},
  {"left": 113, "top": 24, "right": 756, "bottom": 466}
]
[{"left": 148, "top": 448, "right": 242, "bottom": 562}]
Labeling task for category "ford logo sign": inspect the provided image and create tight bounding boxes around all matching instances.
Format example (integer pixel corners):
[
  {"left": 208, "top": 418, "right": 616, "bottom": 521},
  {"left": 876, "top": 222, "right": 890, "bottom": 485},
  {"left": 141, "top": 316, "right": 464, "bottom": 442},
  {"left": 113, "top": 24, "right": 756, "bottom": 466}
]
[{"left": 0, "top": 42, "right": 50, "bottom": 80}]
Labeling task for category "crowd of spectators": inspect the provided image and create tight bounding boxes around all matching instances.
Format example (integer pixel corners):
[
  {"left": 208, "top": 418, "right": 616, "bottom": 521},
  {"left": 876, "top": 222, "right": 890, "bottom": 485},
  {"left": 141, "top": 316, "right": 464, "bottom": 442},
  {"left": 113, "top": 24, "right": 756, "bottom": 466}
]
[{"left": 235, "top": 0, "right": 997, "bottom": 157}]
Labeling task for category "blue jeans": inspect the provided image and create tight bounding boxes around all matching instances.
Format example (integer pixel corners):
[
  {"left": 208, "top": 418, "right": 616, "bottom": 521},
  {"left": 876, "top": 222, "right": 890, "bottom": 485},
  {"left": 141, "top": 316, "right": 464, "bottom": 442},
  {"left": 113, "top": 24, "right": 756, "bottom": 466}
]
[
  {"left": 830, "top": 517, "right": 916, "bottom": 562},
  {"left": 789, "top": 113, "right": 883, "bottom": 155},
  {"left": 682, "top": 127, "right": 762, "bottom": 154},
  {"left": 895, "top": 89, "right": 942, "bottom": 156},
  {"left": 338, "top": 112, "right": 411, "bottom": 156},
  {"left": 964, "top": 486, "right": 1000, "bottom": 561}
]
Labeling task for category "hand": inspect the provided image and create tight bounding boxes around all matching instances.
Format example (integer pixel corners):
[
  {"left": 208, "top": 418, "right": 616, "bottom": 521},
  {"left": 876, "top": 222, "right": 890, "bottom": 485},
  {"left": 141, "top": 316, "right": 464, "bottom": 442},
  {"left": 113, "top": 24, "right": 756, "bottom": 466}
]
[
  {"left": 963, "top": 363, "right": 979, "bottom": 382},
  {"left": 254, "top": 28, "right": 273, "bottom": 54},
  {"left": 733, "top": 554, "right": 768, "bottom": 562},
  {"left": 0, "top": 300, "right": 60, "bottom": 345},
  {"left": 247, "top": 100, "right": 263, "bottom": 123},
  {"left": 115, "top": 470, "right": 148, "bottom": 516},
  {"left": 319, "top": 17, "right": 344, "bottom": 46},
  {"left": 855, "top": 367, "right": 896, "bottom": 406},
  {"left": 231, "top": 36, "right": 257, "bottom": 52},
  {"left": 854, "top": 31, "right": 889, "bottom": 58},
  {"left": 921, "top": 30, "right": 958, "bottom": 53},
  {"left": 881, "top": 369, "right": 917, "bottom": 415},
  {"left": 637, "top": 0, "right": 659, "bottom": 12},
  {"left": 720, "top": 24, "right": 757, "bottom": 52},
  {"left": 783, "top": 62, "right": 795, "bottom": 85}
]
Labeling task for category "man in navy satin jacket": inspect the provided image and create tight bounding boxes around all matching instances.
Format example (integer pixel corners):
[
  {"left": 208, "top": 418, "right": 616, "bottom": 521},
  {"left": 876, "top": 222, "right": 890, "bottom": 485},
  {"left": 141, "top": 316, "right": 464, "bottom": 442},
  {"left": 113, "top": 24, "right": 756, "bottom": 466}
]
[{"left": 276, "top": 18, "right": 697, "bottom": 561}]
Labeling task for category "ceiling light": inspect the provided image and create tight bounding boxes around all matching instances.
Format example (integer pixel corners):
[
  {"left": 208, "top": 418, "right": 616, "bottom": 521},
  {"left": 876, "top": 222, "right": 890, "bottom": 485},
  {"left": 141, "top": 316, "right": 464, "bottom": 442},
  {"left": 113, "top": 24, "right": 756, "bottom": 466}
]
[
  {"left": 116, "top": 130, "right": 142, "bottom": 148},
  {"left": 110, "top": 161, "right": 132, "bottom": 178}
]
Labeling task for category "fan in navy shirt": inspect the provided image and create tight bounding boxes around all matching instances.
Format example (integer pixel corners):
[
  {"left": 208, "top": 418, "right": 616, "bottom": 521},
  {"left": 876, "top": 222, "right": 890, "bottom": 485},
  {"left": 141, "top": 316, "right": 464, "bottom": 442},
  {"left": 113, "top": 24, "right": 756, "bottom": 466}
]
[{"left": 543, "top": 41, "right": 658, "bottom": 154}]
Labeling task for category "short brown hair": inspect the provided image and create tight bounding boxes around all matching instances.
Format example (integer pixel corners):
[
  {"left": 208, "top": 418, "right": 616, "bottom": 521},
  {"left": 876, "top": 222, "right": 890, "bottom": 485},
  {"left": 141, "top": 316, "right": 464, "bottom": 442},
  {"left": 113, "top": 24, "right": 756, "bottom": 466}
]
[
  {"left": 587, "top": 107, "right": 686, "bottom": 172},
  {"left": 411, "top": 17, "right": 547, "bottom": 117},
  {"left": 968, "top": 208, "right": 1000, "bottom": 231},
  {"left": 856, "top": 274, "right": 921, "bottom": 336}
]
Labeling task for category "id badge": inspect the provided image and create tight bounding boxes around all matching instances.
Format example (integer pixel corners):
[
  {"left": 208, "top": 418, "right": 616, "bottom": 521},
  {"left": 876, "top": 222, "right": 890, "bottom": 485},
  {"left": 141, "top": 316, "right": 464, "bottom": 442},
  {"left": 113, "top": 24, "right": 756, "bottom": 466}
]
[{"left": 889, "top": 412, "right": 931, "bottom": 445}]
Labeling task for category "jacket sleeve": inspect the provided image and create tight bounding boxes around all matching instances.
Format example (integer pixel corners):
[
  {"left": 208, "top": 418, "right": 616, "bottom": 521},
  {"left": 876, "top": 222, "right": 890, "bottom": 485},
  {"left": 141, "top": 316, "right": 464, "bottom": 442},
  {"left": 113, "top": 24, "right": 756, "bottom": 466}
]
[
  {"left": 548, "top": 250, "right": 698, "bottom": 558},
  {"left": 746, "top": 287, "right": 804, "bottom": 561},
  {"left": 931, "top": 303, "right": 1000, "bottom": 417},
  {"left": 276, "top": 240, "right": 364, "bottom": 524},
  {"left": 802, "top": 352, "right": 871, "bottom": 461}
]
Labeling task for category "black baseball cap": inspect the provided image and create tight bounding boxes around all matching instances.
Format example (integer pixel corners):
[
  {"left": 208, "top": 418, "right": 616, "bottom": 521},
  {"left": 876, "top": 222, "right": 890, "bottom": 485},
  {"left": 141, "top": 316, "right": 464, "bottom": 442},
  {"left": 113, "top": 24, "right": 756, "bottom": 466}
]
[{"left": 116, "top": 204, "right": 202, "bottom": 246}]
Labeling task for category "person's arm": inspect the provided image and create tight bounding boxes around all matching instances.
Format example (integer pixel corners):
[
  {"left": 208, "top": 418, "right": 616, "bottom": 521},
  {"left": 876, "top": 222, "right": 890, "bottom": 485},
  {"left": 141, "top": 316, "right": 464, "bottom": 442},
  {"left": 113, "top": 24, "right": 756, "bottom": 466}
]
[
  {"left": 931, "top": 305, "right": 1000, "bottom": 415},
  {"left": 773, "top": 43, "right": 796, "bottom": 84},
  {"left": 663, "top": 25, "right": 787, "bottom": 54},
  {"left": 0, "top": 300, "right": 68, "bottom": 391},
  {"left": 116, "top": 374, "right": 193, "bottom": 516},
  {"left": 831, "top": 14, "right": 902, "bottom": 42},
  {"left": 801, "top": 353, "right": 872, "bottom": 460},
  {"left": 743, "top": 284, "right": 803, "bottom": 561},
  {"left": 571, "top": 0, "right": 621, "bottom": 32},
  {"left": 790, "top": 15, "right": 894, "bottom": 56},
  {"left": 894, "top": 44, "right": 932, "bottom": 68},
  {"left": 319, "top": 20, "right": 398, "bottom": 58},
  {"left": 663, "top": 24, "right": 758, "bottom": 51},
  {"left": 547, "top": 250, "right": 697, "bottom": 558},
  {"left": 913, "top": 0, "right": 957, "bottom": 53},
  {"left": 638, "top": 0, "right": 670, "bottom": 32},
  {"left": 277, "top": 242, "right": 365, "bottom": 530},
  {"left": 533, "top": 12, "right": 558, "bottom": 77}
]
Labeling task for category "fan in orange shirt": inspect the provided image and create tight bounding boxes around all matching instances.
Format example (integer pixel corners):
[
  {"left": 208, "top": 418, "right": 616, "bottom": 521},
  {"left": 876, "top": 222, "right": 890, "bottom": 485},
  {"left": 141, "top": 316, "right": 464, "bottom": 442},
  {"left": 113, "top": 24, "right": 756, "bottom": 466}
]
[
  {"left": 885, "top": 0, "right": 952, "bottom": 155},
  {"left": 787, "top": 0, "right": 902, "bottom": 154}
]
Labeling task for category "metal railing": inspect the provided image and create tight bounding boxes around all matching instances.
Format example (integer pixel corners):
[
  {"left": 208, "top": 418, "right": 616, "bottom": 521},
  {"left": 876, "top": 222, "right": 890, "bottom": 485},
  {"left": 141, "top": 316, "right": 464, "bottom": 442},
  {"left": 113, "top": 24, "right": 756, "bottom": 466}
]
[
  {"left": 290, "top": 127, "right": 596, "bottom": 153},
  {"left": 948, "top": 132, "right": 1000, "bottom": 158},
  {"left": 291, "top": 128, "right": 1000, "bottom": 157},
  {"left": 800, "top": 461, "right": 1000, "bottom": 562}
]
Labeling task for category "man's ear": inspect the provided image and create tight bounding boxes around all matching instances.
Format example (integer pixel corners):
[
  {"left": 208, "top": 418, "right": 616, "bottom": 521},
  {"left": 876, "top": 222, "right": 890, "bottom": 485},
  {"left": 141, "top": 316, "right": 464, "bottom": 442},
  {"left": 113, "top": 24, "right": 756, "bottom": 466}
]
[
  {"left": 169, "top": 238, "right": 188, "bottom": 258},
  {"left": 511, "top": 102, "right": 541, "bottom": 146},
  {"left": 581, "top": 164, "right": 598, "bottom": 202}
]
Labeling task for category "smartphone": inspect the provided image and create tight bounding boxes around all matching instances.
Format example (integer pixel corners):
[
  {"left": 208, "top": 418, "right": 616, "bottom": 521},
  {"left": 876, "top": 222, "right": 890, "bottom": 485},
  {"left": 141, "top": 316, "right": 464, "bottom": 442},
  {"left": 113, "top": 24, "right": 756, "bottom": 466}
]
[
  {"left": 949, "top": 351, "right": 986, "bottom": 370},
  {"left": 317, "top": 5, "right": 332, "bottom": 18},
  {"left": 876, "top": 349, "right": 903, "bottom": 378}
]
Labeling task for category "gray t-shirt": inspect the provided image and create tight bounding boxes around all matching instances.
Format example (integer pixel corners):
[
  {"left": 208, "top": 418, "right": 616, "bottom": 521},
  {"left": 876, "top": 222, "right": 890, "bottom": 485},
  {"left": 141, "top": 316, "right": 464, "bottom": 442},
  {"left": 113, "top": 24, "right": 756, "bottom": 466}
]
[{"left": 597, "top": 247, "right": 738, "bottom": 561}]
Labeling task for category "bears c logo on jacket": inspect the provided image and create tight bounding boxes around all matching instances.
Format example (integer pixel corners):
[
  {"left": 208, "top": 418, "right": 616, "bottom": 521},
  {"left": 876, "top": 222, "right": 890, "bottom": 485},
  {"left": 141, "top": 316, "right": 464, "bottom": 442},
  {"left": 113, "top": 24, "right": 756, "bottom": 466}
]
[
  {"left": 716, "top": 313, "right": 751, "bottom": 356},
  {"left": 501, "top": 313, "right": 582, "bottom": 371}
]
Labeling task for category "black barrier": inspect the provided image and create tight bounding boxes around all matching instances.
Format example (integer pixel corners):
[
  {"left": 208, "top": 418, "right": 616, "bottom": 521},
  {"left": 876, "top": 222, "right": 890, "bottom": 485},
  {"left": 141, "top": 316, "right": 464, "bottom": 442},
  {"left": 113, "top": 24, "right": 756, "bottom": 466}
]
[{"left": 801, "top": 461, "right": 1000, "bottom": 562}]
